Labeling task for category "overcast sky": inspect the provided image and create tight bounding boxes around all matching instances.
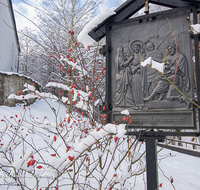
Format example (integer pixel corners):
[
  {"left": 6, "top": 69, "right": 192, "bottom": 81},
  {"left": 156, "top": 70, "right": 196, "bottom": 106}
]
[
  {"left": 12, "top": 0, "right": 42, "bottom": 30},
  {"left": 12, "top": 0, "right": 125, "bottom": 31}
]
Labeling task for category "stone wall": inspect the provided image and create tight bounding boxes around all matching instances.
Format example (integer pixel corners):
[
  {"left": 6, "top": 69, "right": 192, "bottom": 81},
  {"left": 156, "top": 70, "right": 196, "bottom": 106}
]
[{"left": 0, "top": 72, "right": 39, "bottom": 107}]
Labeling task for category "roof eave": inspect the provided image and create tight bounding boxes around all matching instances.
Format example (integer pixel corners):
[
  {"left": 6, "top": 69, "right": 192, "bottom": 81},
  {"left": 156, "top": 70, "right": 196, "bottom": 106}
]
[{"left": 89, "top": 0, "right": 200, "bottom": 42}]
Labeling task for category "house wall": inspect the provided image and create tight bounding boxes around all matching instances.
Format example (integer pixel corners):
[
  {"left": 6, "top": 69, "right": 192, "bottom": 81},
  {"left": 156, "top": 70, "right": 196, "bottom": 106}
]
[{"left": 0, "top": 0, "right": 19, "bottom": 72}]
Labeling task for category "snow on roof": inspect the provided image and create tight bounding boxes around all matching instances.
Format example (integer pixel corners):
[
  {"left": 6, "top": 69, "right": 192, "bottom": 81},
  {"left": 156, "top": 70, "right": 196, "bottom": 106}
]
[{"left": 77, "top": 7, "right": 116, "bottom": 48}]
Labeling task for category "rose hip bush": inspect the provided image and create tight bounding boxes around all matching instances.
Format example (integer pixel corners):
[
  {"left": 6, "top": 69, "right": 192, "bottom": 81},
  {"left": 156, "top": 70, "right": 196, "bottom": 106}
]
[
  {"left": 0, "top": 84, "right": 146, "bottom": 190},
  {"left": 0, "top": 38, "right": 147, "bottom": 189}
]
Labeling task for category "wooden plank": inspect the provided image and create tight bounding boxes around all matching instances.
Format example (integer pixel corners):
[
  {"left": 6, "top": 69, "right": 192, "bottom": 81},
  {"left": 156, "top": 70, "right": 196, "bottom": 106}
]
[
  {"left": 150, "top": 0, "right": 190, "bottom": 7},
  {"left": 157, "top": 142, "right": 200, "bottom": 157}
]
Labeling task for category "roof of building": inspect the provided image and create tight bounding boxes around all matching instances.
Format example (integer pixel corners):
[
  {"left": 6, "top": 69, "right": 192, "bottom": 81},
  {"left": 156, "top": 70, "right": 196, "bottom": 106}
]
[{"left": 89, "top": 0, "right": 200, "bottom": 42}]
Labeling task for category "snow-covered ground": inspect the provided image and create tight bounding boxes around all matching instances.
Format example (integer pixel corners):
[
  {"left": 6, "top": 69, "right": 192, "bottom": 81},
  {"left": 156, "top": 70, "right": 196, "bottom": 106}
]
[
  {"left": 156, "top": 147, "right": 200, "bottom": 190},
  {"left": 0, "top": 99, "right": 199, "bottom": 189}
]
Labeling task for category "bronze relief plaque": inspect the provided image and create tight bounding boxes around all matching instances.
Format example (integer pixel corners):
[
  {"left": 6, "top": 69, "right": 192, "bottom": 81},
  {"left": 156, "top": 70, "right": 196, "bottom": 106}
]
[{"left": 109, "top": 7, "right": 195, "bottom": 129}]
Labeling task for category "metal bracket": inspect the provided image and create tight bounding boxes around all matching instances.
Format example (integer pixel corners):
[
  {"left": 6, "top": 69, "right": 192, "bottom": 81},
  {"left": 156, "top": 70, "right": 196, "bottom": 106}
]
[
  {"left": 189, "top": 33, "right": 200, "bottom": 41},
  {"left": 99, "top": 45, "right": 106, "bottom": 56}
]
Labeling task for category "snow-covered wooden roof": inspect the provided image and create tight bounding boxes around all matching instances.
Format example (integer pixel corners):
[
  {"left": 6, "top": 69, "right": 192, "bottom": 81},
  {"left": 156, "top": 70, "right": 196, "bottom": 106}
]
[{"left": 88, "top": 0, "right": 200, "bottom": 42}]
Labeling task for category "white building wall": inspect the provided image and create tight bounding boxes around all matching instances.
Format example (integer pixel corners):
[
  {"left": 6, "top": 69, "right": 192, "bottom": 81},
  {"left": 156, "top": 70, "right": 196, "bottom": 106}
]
[{"left": 0, "top": 0, "right": 19, "bottom": 72}]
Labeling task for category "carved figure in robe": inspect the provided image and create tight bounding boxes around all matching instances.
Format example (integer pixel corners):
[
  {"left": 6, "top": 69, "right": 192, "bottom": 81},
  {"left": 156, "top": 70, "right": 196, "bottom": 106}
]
[
  {"left": 145, "top": 41, "right": 163, "bottom": 97},
  {"left": 130, "top": 41, "right": 145, "bottom": 109},
  {"left": 115, "top": 46, "right": 136, "bottom": 107},
  {"left": 144, "top": 42, "right": 190, "bottom": 107}
]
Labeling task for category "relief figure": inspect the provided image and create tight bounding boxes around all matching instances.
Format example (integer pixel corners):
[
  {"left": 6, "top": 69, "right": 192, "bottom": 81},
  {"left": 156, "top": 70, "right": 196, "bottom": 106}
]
[
  {"left": 130, "top": 41, "right": 145, "bottom": 109},
  {"left": 115, "top": 46, "right": 136, "bottom": 107},
  {"left": 145, "top": 41, "right": 163, "bottom": 97},
  {"left": 143, "top": 42, "right": 190, "bottom": 107}
]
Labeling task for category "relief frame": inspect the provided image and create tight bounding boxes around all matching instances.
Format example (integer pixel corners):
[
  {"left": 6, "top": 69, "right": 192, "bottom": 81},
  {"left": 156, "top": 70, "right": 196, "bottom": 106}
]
[{"left": 106, "top": 6, "right": 197, "bottom": 129}]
